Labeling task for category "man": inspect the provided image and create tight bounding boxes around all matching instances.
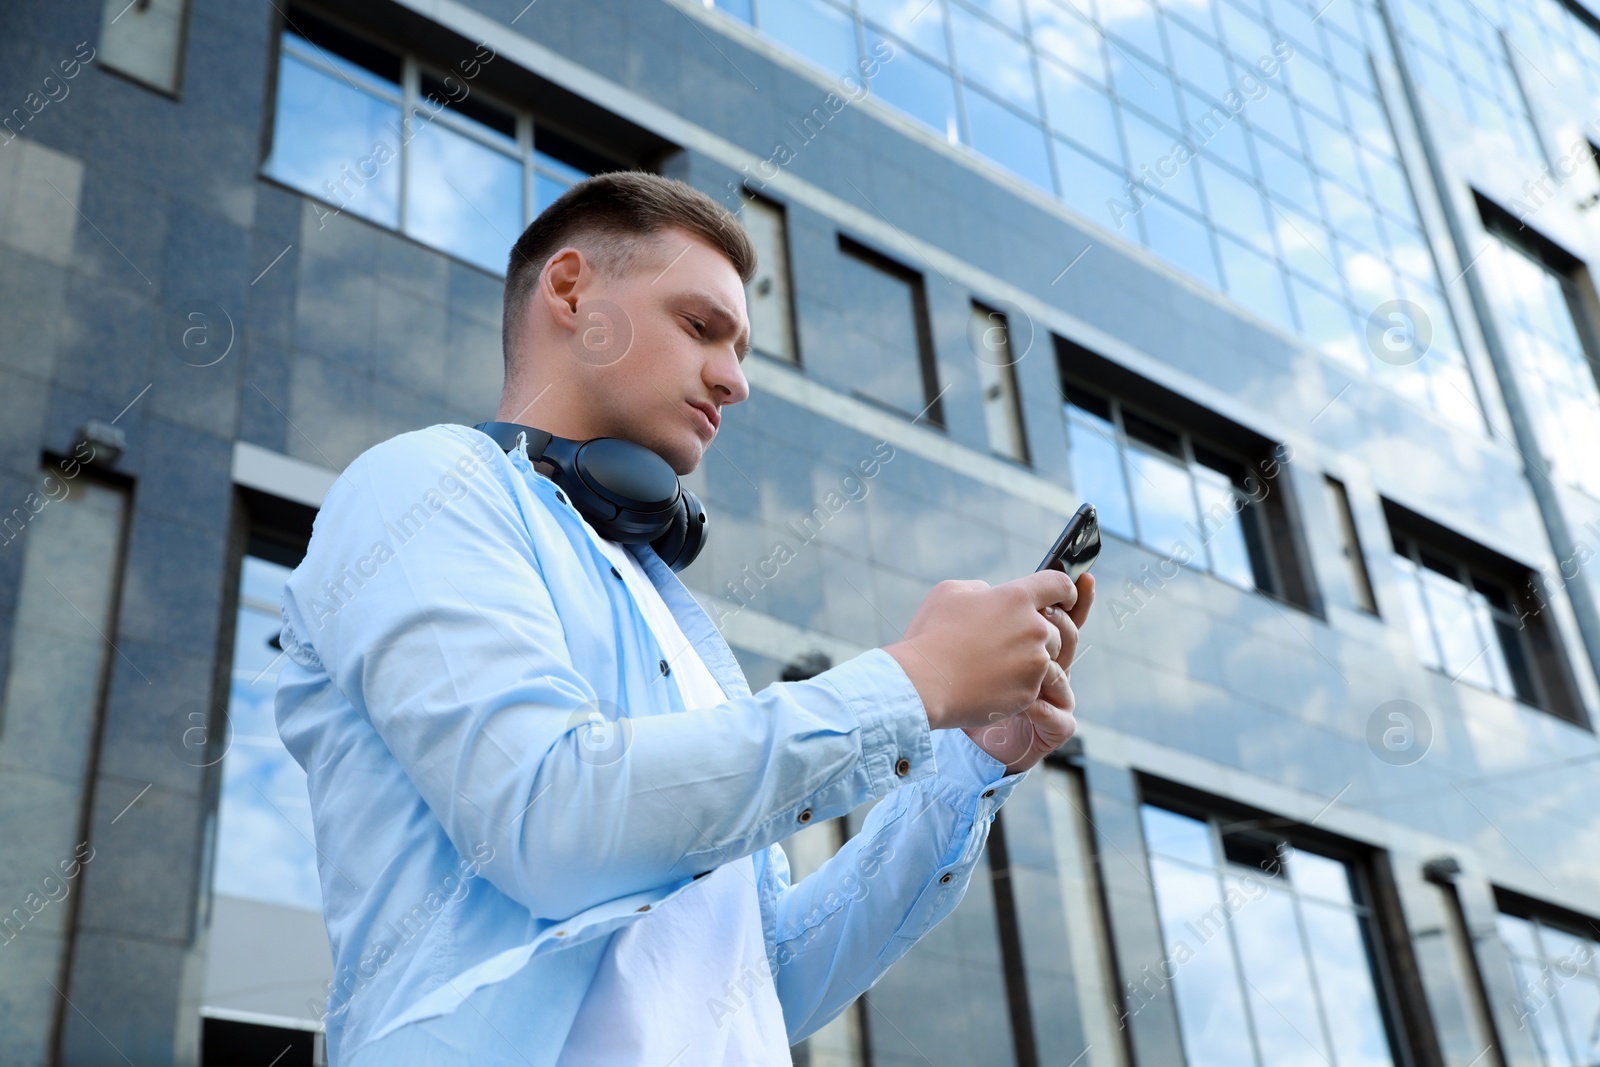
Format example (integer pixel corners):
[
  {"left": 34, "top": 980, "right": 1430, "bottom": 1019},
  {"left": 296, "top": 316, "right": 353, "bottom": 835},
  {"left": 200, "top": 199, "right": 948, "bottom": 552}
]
[{"left": 275, "top": 170, "right": 1094, "bottom": 1065}]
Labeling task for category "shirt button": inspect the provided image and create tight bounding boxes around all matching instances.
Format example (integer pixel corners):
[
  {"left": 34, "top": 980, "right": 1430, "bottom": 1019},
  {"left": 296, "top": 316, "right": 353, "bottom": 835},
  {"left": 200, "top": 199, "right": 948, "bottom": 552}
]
[
  {"left": 798, "top": 808, "right": 813, "bottom": 824},
  {"left": 610, "top": 566, "right": 622, "bottom": 579},
  {"left": 939, "top": 873, "right": 953, "bottom": 884},
  {"left": 636, "top": 904, "right": 651, "bottom": 912},
  {"left": 659, "top": 659, "right": 670, "bottom": 676},
  {"left": 555, "top": 489, "right": 567, "bottom": 505},
  {"left": 895, "top": 758, "right": 910, "bottom": 776},
  {"left": 983, "top": 789, "right": 996, "bottom": 798},
  {"left": 555, "top": 929, "right": 568, "bottom": 936}
]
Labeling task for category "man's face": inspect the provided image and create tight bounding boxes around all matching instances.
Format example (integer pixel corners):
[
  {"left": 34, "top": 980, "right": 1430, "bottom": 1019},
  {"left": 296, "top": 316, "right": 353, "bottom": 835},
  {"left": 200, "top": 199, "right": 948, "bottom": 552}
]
[{"left": 563, "top": 226, "right": 751, "bottom": 476}]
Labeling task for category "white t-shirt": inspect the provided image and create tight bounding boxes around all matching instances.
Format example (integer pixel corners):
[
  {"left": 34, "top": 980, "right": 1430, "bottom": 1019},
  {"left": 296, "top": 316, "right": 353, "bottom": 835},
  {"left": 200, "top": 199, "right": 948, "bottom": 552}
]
[{"left": 555, "top": 533, "right": 794, "bottom": 1066}]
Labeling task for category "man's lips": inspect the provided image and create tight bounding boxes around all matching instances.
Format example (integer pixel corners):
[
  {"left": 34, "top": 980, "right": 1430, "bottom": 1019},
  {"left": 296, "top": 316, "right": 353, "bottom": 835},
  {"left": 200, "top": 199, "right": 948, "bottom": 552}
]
[{"left": 688, "top": 401, "right": 719, "bottom": 436}]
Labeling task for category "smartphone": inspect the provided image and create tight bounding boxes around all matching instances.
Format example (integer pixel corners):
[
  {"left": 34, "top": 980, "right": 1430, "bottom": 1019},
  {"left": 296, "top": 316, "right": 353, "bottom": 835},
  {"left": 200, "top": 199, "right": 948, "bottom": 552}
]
[{"left": 1037, "top": 503, "right": 1101, "bottom": 580}]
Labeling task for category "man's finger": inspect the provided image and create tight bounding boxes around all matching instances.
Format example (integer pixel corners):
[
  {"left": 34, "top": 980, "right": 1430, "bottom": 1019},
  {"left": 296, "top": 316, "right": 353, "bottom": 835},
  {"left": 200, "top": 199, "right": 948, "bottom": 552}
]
[
  {"left": 1041, "top": 607, "right": 1073, "bottom": 666},
  {"left": 1067, "top": 573, "right": 1095, "bottom": 630},
  {"left": 1019, "top": 568, "right": 1079, "bottom": 613},
  {"left": 1038, "top": 659, "right": 1072, "bottom": 710}
]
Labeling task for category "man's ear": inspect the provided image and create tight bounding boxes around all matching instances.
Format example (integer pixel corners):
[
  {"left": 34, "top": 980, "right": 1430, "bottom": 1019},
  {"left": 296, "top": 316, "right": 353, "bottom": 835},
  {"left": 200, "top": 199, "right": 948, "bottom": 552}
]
[{"left": 540, "top": 247, "right": 585, "bottom": 325}]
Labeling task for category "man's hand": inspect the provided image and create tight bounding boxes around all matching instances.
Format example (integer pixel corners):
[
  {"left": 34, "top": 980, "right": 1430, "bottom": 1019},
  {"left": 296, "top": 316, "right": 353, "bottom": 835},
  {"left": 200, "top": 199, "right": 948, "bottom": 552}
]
[
  {"left": 960, "top": 573, "right": 1093, "bottom": 774},
  {"left": 884, "top": 570, "right": 1095, "bottom": 766}
]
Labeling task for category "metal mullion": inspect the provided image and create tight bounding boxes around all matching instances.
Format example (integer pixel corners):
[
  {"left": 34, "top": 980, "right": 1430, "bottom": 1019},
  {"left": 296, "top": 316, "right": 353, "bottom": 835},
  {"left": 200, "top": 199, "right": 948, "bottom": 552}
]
[
  {"left": 944, "top": 0, "right": 970, "bottom": 146},
  {"left": 1208, "top": 816, "right": 1268, "bottom": 1067},
  {"left": 1285, "top": 875, "right": 1343, "bottom": 1067},
  {"left": 1533, "top": 920, "right": 1582, "bottom": 1065},
  {"left": 1179, "top": 433, "right": 1216, "bottom": 575},
  {"left": 521, "top": 114, "right": 534, "bottom": 226},
  {"left": 1407, "top": 540, "right": 1449, "bottom": 672},
  {"left": 1341, "top": 859, "right": 1417, "bottom": 1067},
  {"left": 400, "top": 57, "right": 417, "bottom": 237},
  {"left": 1108, "top": 399, "right": 1146, "bottom": 546}
]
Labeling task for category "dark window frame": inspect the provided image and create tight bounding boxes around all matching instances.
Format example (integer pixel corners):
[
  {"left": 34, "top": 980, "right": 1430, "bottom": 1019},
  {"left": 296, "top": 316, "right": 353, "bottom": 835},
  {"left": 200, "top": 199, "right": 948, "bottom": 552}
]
[
  {"left": 837, "top": 233, "right": 946, "bottom": 430},
  {"left": 1055, "top": 337, "right": 1319, "bottom": 615},
  {"left": 969, "top": 298, "right": 1032, "bottom": 466},
  {"left": 1135, "top": 778, "right": 1437, "bottom": 1067},
  {"left": 739, "top": 188, "right": 803, "bottom": 369},
  {"left": 1384, "top": 499, "right": 1587, "bottom": 726}
]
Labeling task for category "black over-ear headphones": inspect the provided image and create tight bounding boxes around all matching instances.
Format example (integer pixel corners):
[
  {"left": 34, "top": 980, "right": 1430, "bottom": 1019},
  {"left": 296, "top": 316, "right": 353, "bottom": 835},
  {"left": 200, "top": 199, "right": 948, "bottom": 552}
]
[{"left": 472, "top": 421, "right": 708, "bottom": 572}]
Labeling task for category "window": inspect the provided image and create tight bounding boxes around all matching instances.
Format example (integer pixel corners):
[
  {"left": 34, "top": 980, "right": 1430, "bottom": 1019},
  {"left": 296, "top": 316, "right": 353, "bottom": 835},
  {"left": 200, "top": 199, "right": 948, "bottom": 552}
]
[
  {"left": 1325, "top": 476, "right": 1378, "bottom": 614},
  {"left": 1496, "top": 904, "right": 1600, "bottom": 1065},
  {"left": 263, "top": 6, "right": 603, "bottom": 274},
  {"left": 1057, "top": 363, "right": 1312, "bottom": 610},
  {"left": 198, "top": 506, "right": 331, "bottom": 1057},
  {"left": 97, "top": 0, "right": 191, "bottom": 94},
  {"left": 740, "top": 194, "right": 799, "bottom": 364},
  {"left": 1476, "top": 206, "right": 1600, "bottom": 502},
  {"left": 1138, "top": 799, "right": 1404, "bottom": 1067},
  {"left": 969, "top": 302, "right": 1029, "bottom": 463},
  {"left": 835, "top": 235, "right": 944, "bottom": 427},
  {"left": 1386, "top": 508, "right": 1582, "bottom": 721}
]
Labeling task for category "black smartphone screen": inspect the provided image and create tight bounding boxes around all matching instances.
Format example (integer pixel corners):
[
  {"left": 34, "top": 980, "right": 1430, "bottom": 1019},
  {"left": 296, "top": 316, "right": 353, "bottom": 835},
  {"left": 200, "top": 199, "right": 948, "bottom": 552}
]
[{"left": 1037, "top": 503, "right": 1101, "bottom": 579}]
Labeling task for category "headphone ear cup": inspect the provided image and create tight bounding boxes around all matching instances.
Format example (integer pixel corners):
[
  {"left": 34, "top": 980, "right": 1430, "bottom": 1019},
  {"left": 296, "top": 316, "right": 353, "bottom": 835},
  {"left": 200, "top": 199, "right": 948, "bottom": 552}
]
[{"left": 652, "top": 488, "right": 708, "bottom": 572}]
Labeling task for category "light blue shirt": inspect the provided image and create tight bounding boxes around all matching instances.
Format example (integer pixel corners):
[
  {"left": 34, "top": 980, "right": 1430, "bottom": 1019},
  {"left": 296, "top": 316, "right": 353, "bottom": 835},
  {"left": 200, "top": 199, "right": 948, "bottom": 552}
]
[{"left": 274, "top": 423, "right": 1029, "bottom": 1066}]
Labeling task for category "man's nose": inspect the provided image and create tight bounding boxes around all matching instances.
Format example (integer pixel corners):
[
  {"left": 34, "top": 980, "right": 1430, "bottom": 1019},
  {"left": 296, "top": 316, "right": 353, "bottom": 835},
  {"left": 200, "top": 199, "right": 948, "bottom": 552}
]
[{"left": 710, "top": 351, "right": 749, "bottom": 405}]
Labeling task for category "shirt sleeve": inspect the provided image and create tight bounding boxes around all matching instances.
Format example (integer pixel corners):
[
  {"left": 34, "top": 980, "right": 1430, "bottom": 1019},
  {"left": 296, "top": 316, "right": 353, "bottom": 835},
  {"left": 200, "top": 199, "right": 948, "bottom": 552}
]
[
  {"left": 276, "top": 426, "right": 937, "bottom": 922},
  {"left": 769, "top": 726, "right": 1029, "bottom": 1042}
]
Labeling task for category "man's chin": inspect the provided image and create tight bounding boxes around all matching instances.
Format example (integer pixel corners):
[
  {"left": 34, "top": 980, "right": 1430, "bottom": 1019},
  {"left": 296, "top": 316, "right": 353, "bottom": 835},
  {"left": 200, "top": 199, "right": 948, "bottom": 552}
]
[{"left": 665, "top": 441, "right": 704, "bottom": 477}]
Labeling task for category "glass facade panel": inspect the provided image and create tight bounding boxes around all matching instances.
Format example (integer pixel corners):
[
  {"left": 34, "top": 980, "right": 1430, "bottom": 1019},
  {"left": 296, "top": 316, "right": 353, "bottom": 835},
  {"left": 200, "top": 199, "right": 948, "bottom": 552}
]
[
  {"left": 741, "top": 196, "right": 799, "bottom": 363},
  {"left": 212, "top": 555, "right": 322, "bottom": 911},
  {"left": 1127, "top": 444, "right": 1201, "bottom": 558},
  {"left": 1221, "top": 232, "right": 1297, "bottom": 332},
  {"left": 1418, "top": 562, "right": 1496, "bottom": 689},
  {"left": 723, "top": 0, "right": 1488, "bottom": 432},
  {"left": 1478, "top": 237, "right": 1600, "bottom": 501},
  {"left": 860, "top": 0, "right": 950, "bottom": 59},
  {"left": 1231, "top": 877, "right": 1334, "bottom": 1064},
  {"left": 963, "top": 86, "right": 1056, "bottom": 191},
  {"left": 970, "top": 304, "right": 1030, "bottom": 461},
  {"left": 760, "top": 0, "right": 862, "bottom": 80},
  {"left": 1057, "top": 136, "right": 1132, "bottom": 228},
  {"left": 1192, "top": 464, "right": 1254, "bottom": 588},
  {"left": 836, "top": 244, "right": 937, "bottom": 419},
  {"left": 1497, "top": 910, "right": 1600, "bottom": 1067},
  {"left": 406, "top": 116, "right": 524, "bottom": 275},
  {"left": 1142, "top": 195, "right": 1223, "bottom": 290},
  {"left": 1301, "top": 901, "right": 1395, "bottom": 1067},
  {"left": 950, "top": 2, "right": 1040, "bottom": 112},
  {"left": 265, "top": 46, "right": 402, "bottom": 229},
  {"left": 865, "top": 28, "right": 963, "bottom": 141},
  {"left": 1066, "top": 403, "right": 1138, "bottom": 539},
  {"left": 1148, "top": 856, "right": 1258, "bottom": 1067},
  {"left": 1391, "top": 554, "right": 1444, "bottom": 670},
  {"left": 1040, "top": 58, "right": 1125, "bottom": 164},
  {"left": 1142, "top": 804, "right": 1399, "bottom": 1067}
]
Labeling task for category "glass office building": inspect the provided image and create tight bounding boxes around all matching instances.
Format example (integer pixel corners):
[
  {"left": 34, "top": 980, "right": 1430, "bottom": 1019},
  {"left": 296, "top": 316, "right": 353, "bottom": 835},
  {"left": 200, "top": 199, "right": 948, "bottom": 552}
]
[{"left": 1, "top": 0, "right": 1599, "bottom": 1062}]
